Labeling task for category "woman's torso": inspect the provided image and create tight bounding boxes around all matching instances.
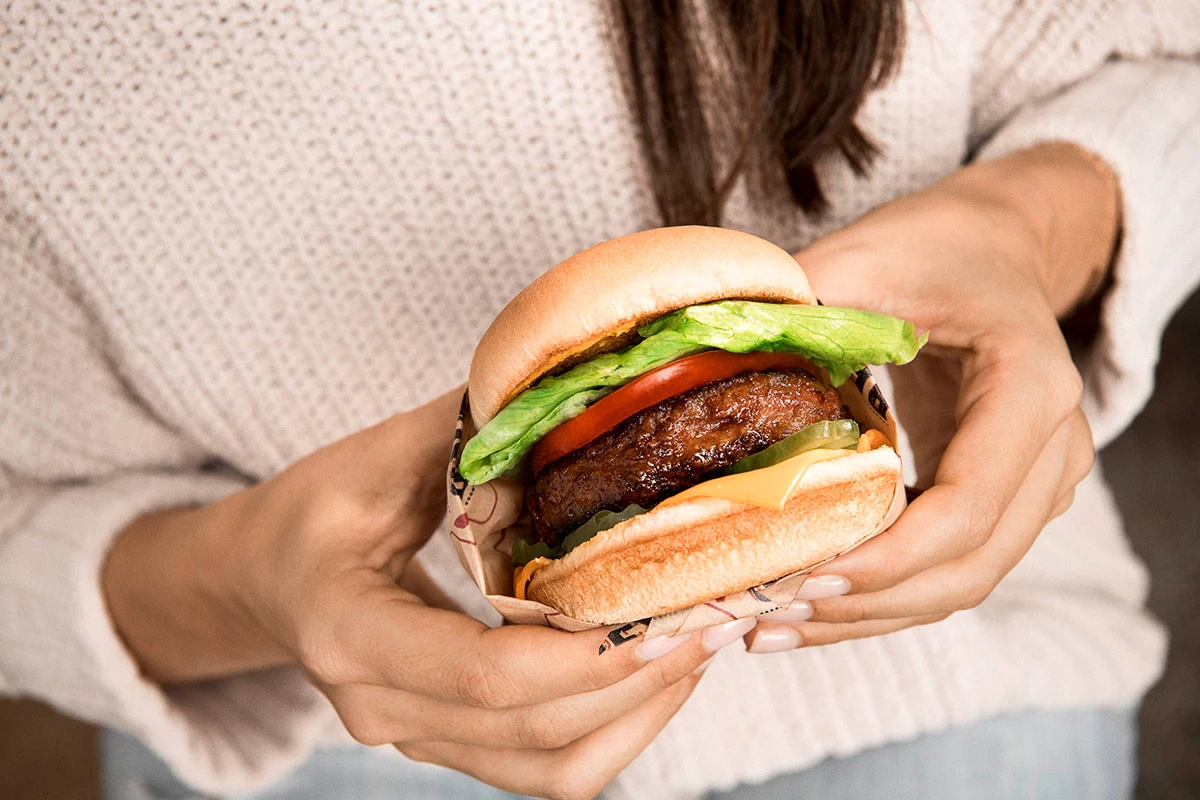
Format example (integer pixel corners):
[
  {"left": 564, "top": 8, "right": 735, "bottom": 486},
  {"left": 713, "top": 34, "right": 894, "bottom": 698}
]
[{"left": 0, "top": 3, "right": 1164, "bottom": 797}]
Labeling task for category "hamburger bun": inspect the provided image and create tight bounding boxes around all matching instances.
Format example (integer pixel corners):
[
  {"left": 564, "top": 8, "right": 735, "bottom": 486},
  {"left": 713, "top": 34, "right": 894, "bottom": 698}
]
[{"left": 468, "top": 226, "right": 815, "bottom": 430}]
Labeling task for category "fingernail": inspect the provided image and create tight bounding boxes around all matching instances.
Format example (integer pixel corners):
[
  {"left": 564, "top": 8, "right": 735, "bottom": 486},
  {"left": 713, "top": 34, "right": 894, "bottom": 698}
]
[
  {"left": 746, "top": 625, "right": 802, "bottom": 654},
  {"left": 694, "top": 656, "right": 716, "bottom": 675},
  {"left": 795, "top": 575, "right": 850, "bottom": 600},
  {"left": 637, "top": 633, "right": 693, "bottom": 663},
  {"left": 765, "top": 601, "right": 812, "bottom": 622},
  {"left": 701, "top": 618, "right": 757, "bottom": 652}
]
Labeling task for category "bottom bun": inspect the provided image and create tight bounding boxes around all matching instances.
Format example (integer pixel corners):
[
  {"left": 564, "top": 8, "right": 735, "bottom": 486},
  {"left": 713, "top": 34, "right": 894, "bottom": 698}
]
[{"left": 526, "top": 447, "right": 901, "bottom": 624}]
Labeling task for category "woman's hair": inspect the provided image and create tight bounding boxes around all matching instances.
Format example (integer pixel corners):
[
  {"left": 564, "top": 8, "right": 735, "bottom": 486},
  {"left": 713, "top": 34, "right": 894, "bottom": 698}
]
[{"left": 613, "top": 0, "right": 905, "bottom": 226}]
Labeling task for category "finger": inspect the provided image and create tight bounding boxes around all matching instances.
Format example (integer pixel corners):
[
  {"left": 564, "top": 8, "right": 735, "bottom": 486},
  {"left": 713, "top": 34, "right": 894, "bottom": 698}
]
[
  {"left": 886, "top": 353, "right": 961, "bottom": 487},
  {"left": 327, "top": 628, "right": 717, "bottom": 749},
  {"left": 314, "top": 569, "right": 730, "bottom": 708},
  {"left": 396, "top": 673, "right": 702, "bottom": 800},
  {"left": 746, "top": 614, "right": 950, "bottom": 651},
  {"left": 394, "top": 559, "right": 467, "bottom": 613},
  {"left": 810, "top": 333, "right": 1082, "bottom": 594},
  {"left": 809, "top": 416, "right": 1079, "bottom": 624},
  {"left": 306, "top": 386, "right": 463, "bottom": 516},
  {"left": 1049, "top": 487, "right": 1076, "bottom": 520},
  {"left": 1056, "top": 407, "right": 1096, "bottom": 498},
  {"left": 347, "top": 385, "right": 464, "bottom": 483}
]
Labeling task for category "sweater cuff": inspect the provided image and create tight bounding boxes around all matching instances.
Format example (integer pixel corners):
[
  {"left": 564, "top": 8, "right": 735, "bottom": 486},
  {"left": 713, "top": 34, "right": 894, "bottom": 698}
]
[
  {"left": 974, "top": 59, "right": 1200, "bottom": 448},
  {"left": 0, "top": 472, "right": 335, "bottom": 794}
]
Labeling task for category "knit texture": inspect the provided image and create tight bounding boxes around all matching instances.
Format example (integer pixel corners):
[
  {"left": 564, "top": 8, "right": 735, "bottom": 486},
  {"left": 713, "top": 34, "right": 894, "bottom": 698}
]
[{"left": 1, "top": 1, "right": 1197, "bottom": 797}]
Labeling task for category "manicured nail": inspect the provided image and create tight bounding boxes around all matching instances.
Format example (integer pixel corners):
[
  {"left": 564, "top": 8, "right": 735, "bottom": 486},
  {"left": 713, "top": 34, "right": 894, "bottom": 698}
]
[
  {"left": 694, "top": 656, "right": 716, "bottom": 675},
  {"left": 795, "top": 574, "right": 850, "bottom": 600},
  {"left": 765, "top": 600, "right": 812, "bottom": 622},
  {"left": 746, "top": 625, "right": 802, "bottom": 654},
  {"left": 701, "top": 618, "right": 757, "bottom": 652},
  {"left": 636, "top": 633, "right": 693, "bottom": 662}
]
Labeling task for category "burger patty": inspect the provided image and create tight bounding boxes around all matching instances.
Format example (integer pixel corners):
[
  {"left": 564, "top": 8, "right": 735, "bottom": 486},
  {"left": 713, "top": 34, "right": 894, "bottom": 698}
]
[{"left": 525, "top": 368, "right": 848, "bottom": 545}]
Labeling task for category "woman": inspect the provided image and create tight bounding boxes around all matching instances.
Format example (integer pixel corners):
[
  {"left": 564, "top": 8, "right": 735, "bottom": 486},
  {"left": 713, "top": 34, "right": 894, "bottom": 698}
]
[{"left": 1, "top": 2, "right": 1197, "bottom": 798}]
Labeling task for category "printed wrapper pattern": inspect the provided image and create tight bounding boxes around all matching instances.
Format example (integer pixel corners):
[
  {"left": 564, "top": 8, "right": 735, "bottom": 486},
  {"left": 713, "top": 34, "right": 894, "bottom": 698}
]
[{"left": 445, "top": 366, "right": 906, "bottom": 650}]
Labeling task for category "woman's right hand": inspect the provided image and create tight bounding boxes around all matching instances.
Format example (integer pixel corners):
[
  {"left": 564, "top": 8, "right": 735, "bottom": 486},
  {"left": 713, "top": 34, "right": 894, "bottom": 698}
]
[{"left": 103, "top": 387, "right": 744, "bottom": 800}]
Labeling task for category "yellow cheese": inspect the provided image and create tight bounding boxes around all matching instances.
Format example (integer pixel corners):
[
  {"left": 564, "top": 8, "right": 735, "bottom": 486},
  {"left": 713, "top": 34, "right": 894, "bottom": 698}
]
[
  {"left": 514, "top": 557, "right": 551, "bottom": 600},
  {"left": 659, "top": 447, "right": 853, "bottom": 511}
]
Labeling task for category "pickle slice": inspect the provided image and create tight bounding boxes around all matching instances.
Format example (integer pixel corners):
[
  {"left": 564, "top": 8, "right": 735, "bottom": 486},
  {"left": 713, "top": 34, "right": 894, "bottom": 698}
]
[{"left": 724, "top": 419, "right": 861, "bottom": 476}]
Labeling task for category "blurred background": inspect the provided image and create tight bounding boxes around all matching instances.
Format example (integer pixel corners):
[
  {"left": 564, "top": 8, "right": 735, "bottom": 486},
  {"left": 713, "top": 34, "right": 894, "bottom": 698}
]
[{"left": 2, "top": 292, "right": 1198, "bottom": 799}]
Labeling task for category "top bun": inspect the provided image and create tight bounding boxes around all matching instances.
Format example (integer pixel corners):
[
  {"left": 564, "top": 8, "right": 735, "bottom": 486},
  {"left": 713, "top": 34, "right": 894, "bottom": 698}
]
[{"left": 468, "top": 226, "right": 815, "bottom": 429}]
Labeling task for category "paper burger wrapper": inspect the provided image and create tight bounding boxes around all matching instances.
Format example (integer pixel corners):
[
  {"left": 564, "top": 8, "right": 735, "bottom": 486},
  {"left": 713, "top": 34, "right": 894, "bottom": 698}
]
[{"left": 445, "top": 365, "right": 906, "bottom": 650}]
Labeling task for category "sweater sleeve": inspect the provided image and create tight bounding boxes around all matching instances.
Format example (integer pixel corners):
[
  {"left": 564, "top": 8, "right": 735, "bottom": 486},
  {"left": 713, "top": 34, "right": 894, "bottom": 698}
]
[
  {"left": 969, "top": 3, "right": 1200, "bottom": 448},
  {"left": 0, "top": 211, "right": 335, "bottom": 793}
]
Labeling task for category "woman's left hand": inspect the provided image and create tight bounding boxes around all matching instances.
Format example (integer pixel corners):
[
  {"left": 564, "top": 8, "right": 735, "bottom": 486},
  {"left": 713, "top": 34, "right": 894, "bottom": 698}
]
[{"left": 745, "top": 143, "right": 1118, "bottom": 653}]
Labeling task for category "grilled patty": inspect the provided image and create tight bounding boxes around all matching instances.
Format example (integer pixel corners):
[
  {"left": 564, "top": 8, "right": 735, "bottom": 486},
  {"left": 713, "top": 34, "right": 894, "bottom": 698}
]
[{"left": 525, "top": 368, "right": 847, "bottom": 545}]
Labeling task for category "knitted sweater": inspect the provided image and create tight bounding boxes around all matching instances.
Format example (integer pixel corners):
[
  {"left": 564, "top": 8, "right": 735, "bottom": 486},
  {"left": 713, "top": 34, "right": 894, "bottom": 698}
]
[{"left": 2, "top": 2, "right": 1198, "bottom": 797}]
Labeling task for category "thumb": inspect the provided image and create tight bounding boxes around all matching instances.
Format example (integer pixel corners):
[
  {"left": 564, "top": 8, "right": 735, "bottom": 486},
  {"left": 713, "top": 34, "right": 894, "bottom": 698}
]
[
  {"left": 394, "top": 558, "right": 468, "bottom": 614},
  {"left": 791, "top": 240, "right": 880, "bottom": 310},
  {"left": 347, "top": 384, "right": 465, "bottom": 497}
]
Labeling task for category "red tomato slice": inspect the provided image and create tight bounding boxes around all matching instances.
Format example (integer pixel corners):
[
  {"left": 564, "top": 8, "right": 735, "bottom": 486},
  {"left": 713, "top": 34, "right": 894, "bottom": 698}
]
[{"left": 528, "top": 350, "right": 823, "bottom": 475}]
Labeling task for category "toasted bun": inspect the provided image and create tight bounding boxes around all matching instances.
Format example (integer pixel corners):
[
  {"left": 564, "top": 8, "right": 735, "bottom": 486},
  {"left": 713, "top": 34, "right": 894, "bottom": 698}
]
[
  {"left": 468, "top": 226, "right": 814, "bottom": 429},
  {"left": 525, "top": 447, "right": 900, "bottom": 624}
]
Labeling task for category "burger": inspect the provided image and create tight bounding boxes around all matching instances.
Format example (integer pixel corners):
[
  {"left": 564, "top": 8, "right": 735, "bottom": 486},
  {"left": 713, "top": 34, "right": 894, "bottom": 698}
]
[{"left": 456, "top": 226, "right": 925, "bottom": 625}]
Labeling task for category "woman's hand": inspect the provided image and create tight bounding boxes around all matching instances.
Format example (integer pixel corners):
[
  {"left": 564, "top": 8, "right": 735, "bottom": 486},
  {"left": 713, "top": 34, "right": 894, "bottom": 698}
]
[
  {"left": 746, "top": 143, "right": 1119, "bottom": 653},
  {"left": 104, "top": 388, "right": 745, "bottom": 800}
]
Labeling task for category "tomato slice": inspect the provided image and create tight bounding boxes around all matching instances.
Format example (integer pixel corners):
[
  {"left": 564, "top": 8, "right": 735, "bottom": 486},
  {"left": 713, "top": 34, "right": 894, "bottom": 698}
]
[{"left": 528, "top": 350, "right": 823, "bottom": 475}]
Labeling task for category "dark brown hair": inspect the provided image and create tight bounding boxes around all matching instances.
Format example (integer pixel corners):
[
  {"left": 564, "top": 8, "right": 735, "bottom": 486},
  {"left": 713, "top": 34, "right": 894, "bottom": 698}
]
[{"left": 614, "top": 0, "right": 905, "bottom": 226}]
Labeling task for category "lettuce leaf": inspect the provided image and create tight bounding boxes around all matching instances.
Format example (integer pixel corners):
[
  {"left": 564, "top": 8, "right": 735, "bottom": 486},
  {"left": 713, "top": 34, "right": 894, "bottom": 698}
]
[
  {"left": 510, "top": 504, "right": 647, "bottom": 566},
  {"left": 460, "top": 331, "right": 708, "bottom": 482},
  {"left": 640, "top": 301, "right": 925, "bottom": 386},
  {"left": 460, "top": 300, "right": 925, "bottom": 484}
]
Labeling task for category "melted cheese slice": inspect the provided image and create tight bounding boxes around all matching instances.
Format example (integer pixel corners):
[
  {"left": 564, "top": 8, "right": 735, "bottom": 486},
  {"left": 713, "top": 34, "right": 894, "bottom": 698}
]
[{"left": 659, "top": 447, "right": 854, "bottom": 510}]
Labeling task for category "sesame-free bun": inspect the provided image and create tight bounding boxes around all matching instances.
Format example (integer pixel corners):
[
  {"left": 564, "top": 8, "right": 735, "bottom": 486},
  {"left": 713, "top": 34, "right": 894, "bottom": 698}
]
[
  {"left": 467, "top": 226, "right": 814, "bottom": 430},
  {"left": 525, "top": 446, "right": 900, "bottom": 624}
]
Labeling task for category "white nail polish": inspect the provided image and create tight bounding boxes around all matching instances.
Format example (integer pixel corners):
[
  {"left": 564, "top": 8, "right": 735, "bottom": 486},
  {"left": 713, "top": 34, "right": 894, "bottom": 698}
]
[
  {"left": 701, "top": 618, "right": 757, "bottom": 652},
  {"left": 795, "top": 574, "right": 851, "bottom": 600},
  {"left": 636, "top": 633, "right": 692, "bottom": 662},
  {"left": 746, "top": 625, "right": 802, "bottom": 654},
  {"left": 765, "top": 600, "right": 812, "bottom": 621}
]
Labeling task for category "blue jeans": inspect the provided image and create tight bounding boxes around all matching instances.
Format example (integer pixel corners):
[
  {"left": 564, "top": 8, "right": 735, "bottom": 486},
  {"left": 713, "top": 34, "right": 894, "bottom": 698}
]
[{"left": 102, "top": 708, "right": 1137, "bottom": 800}]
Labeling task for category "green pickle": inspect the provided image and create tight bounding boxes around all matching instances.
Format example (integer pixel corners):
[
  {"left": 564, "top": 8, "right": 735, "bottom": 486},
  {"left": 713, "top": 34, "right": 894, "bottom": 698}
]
[{"left": 723, "top": 419, "right": 860, "bottom": 476}]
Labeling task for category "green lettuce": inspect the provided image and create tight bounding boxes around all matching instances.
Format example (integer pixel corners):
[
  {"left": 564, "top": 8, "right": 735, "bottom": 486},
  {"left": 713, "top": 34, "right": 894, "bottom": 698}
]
[
  {"left": 459, "top": 300, "right": 926, "bottom": 484},
  {"left": 640, "top": 301, "right": 925, "bottom": 385},
  {"left": 510, "top": 505, "right": 647, "bottom": 566},
  {"left": 460, "top": 331, "right": 709, "bottom": 482}
]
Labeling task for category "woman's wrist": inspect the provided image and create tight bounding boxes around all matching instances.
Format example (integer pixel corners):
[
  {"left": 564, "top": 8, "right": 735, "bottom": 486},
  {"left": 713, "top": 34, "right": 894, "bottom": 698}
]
[
  {"left": 951, "top": 142, "right": 1121, "bottom": 318},
  {"left": 101, "top": 394, "right": 462, "bottom": 687},
  {"left": 102, "top": 492, "right": 292, "bottom": 684}
]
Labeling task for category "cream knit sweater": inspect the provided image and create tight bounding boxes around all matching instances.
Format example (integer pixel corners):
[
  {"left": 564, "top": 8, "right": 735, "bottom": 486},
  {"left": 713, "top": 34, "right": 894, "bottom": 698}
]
[{"left": 2, "top": 2, "right": 1199, "bottom": 798}]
